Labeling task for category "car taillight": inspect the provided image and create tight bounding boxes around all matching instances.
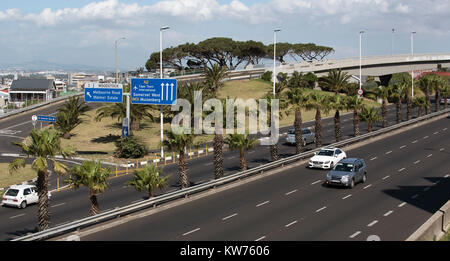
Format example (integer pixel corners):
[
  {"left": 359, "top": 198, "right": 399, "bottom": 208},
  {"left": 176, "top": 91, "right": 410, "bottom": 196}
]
[
  {"left": 2, "top": 198, "right": 5, "bottom": 201},
  {"left": 13, "top": 199, "right": 18, "bottom": 202}
]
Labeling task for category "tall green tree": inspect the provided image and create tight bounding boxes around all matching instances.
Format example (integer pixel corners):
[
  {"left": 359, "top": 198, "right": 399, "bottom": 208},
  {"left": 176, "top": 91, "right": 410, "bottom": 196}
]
[
  {"left": 345, "top": 95, "right": 365, "bottom": 137},
  {"left": 319, "top": 69, "right": 351, "bottom": 94},
  {"left": 305, "top": 93, "right": 331, "bottom": 147},
  {"left": 285, "top": 88, "right": 309, "bottom": 154},
  {"left": 417, "top": 76, "right": 434, "bottom": 114},
  {"left": 329, "top": 95, "right": 347, "bottom": 142},
  {"left": 359, "top": 106, "right": 381, "bottom": 132},
  {"left": 69, "top": 160, "right": 111, "bottom": 216},
  {"left": 9, "top": 129, "right": 74, "bottom": 231},
  {"left": 412, "top": 96, "right": 429, "bottom": 117},
  {"left": 373, "top": 86, "right": 390, "bottom": 127},
  {"left": 54, "top": 96, "right": 90, "bottom": 139},
  {"left": 163, "top": 130, "right": 194, "bottom": 189},
  {"left": 127, "top": 164, "right": 169, "bottom": 199},
  {"left": 389, "top": 83, "right": 408, "bottom": 124},
  {"left": 440, "top": 83, "right": 450, "bottom": 109},
  {"left": 225, "top": 134, "right": 258, "bottom": 171},
  {"left": 263, "top": 92, "right": 286, "bottom": 162}
]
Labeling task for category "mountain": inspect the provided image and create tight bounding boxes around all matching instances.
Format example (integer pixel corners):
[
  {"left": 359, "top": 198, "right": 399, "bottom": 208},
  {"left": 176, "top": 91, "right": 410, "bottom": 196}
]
[{"left": 0, "top": 60, "right": 122, "bottom": 73}]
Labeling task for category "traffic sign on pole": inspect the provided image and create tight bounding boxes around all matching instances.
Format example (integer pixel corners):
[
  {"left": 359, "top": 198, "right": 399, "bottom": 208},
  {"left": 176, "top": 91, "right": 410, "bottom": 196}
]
[
  {"left": 122, "top": 118, "right": 129, "bottom": 138},
  {"left": 130, "top": 78, "right": 177, "bottom": 105},
  {"left": 357, "top": 89, "right": 364, "bottom": 96},
  {"left": 84, "top": 83, "right": 123, "bottom": 103},
  {"left": 37, "top": 115, "right": 56, "bottom": 122}
]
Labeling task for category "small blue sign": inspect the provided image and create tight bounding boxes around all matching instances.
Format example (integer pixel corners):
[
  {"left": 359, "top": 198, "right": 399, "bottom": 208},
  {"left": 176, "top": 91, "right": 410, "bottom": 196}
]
[
  {"left": 84, "top": 88, "right": 123, "bottom": 103},
  {"left": 122, "top": 126, "right": 129, "bottom": 138},
  {"left": 37, "top": 115, "right": 56, "bottom": 122},
  {"left": 130, "top": 78, "right": 177, "bottom": 105}
]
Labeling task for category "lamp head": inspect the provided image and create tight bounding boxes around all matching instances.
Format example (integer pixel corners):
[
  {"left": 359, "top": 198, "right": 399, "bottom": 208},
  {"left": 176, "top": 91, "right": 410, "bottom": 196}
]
[{"left": 160, "top": 26, "right": 170, "bottom": 31}]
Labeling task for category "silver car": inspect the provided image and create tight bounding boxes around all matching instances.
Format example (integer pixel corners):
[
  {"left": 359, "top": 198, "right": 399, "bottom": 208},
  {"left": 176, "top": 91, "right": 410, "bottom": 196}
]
[
  {"left": 286, "top": 128, "right": 315, "bottom": 146},
  {"left": 325, "top": 158, "right": 367, "bottom": 188}
]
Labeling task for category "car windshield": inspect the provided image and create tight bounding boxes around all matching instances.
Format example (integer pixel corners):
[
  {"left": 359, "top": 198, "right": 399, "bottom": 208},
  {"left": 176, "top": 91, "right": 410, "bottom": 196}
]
[
  {"left": 318, "top": 150, "right": 334, "bottom": 156},
  {"left": 333, "top": 163, "right": 354, "bottom": 172},
  {"left": 5, "top": 189, "right": 19, "bottom": 197},
  {"left": 288, "top": 129, "right": 295, "bottom": 134}
]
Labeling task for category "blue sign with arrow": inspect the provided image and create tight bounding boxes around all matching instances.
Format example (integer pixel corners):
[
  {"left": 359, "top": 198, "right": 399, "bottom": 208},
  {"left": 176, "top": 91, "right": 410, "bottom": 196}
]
[
  {"left": 130, "top": 78, "right": 177, "bottom": 105},
  {"left": 122, "top": 125, "right": 129, "bottom": 138},
  {"left": 37, "top": 115, "right": 56, "bottom": 122},
  {"left": 84, "top": 83, "right": 123, "bottom": 103}
]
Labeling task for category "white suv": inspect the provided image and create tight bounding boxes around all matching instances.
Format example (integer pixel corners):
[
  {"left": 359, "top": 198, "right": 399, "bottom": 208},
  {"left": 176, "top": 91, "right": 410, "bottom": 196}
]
[
  {"left": 2, "top": 185, "right": 44, "bottom": 209},
  {"left": 308, "top": 147, "right": 347, "bottom": 169}
]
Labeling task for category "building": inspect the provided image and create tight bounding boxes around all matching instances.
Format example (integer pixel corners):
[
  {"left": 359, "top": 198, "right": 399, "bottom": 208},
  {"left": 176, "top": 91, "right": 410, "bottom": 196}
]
[
  {"left": 54, "top": 80, "right": 67, "bottom": 92},
  {"left": 0, "top": 89, "right": 8, "bottom": 109},
  {"left": 9, "top": 79, "right": 56, "bottom": 107}
]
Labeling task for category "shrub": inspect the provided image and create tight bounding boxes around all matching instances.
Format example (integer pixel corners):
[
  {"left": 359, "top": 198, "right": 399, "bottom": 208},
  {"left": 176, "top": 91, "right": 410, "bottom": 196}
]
[
  {"left": 261, "top": 71, "right": 272, "bottom": 82},
  {"left": 114, "top": 136, "right": 148, "bottom": 159}
]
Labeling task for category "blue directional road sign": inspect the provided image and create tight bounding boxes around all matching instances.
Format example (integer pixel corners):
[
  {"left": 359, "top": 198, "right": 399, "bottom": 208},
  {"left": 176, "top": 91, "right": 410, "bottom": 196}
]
[
  {"left": 130, "top": 78, "right": 177, "bottom": 105},
  {"left": 122, "top": 126, "right": 129, "bottom": 138},
  {"left": 37, "top": 115, "right": 56, "bottom": 122},
  {"left": 84, "top": 83, "right": 123, "bottom": 103}
]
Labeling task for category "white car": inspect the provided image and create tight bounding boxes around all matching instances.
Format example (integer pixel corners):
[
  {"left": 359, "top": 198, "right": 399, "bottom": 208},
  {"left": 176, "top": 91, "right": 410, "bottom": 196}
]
[
  {"left": 2, "top": 184, "right": 50, "bottom": 209},
  {"left": 308, "top": 147, "right": 347, "bottom": 169}
]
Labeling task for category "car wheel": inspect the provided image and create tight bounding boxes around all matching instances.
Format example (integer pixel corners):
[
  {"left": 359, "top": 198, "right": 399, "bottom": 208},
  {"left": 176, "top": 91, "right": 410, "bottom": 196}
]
[
  {"left": 20, "top": 201, "right": 27, "bottom": 209},
  {"left": 362, "top": 174, "right": 367, "bottom": 183},
  {"left": 349, "top": 179, "right": 355, "bottom": 189}
]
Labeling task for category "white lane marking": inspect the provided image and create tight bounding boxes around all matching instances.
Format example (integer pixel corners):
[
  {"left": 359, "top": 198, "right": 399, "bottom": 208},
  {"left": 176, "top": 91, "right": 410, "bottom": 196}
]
[
  {"left": 398, "top": 168, "right": 405, "bottom": 172},
  {"left": 383, "top": 210, "right": 394, "bottom": 217},
  {"left": 222, "top": 213, "right": 238, "bottom": 221},
  {"left": 423, "top": 136, "right": 429, "bottom": 139},
  {"left": 414, "top": 160, "right": 421, "bottom": 164},
  {"left": 182, "top": 228, "right": 200, "bottom": 236},
  {"left": 400, "top": 145, "right": 407, "bottom": 149},
  {"left": 311, "top": 180, "right": 321, "bottom": 185},
  {"left": 10, "top": 214, "right": 25, "bottom": 219},
  {"left": 285, "top": 189, "right": 298, "bottom": 196},
  {"left": 342, "top": 194, "right": 352, "bottom": 200},
  {"left": 256, "top": 201, "right": 270, "bottom": 207},
  {"left": 385, "top": 151, "right": 392, "bottom": 155},
  {"left": 440, "top": 148, "right": 445, "bottom": 151},
  {"left": 204, "top": 162, "right": 213, "bottom": 166},
  {"left": 443, "top": 128, "right": 448, "bottom": 131},
  {"left": 423, "top": 187, "right": 430, "bottom": 192},
  {"left": 445, "top": 174, "right": 450, "bottom": 178},
  {"left": 370, "top": 157, "right": 378, "bottom": 161},
  {"left": 433, "top": 131, "right": 439, "bottom": 135},
  {"left": 412, "top": 140, "right": 418, "bottom": 143},
  {"left": 411, "top": 194, "right": 419, "bottom": 199},
  {"left": 349, "top": 231, "right": 361, "bottom": 238},
  {"left": 426, "top": 154, "right": 432, "bottom": 158},
  {"left": 382, "top": 175, "right": 390, "bottom": 180},
  {"left": 367, "top": 220, "right": 378, "bottom": 227},
  {"left": 255, "top": 236, "right": 266, "bottom": 241},
  {"left": 363, "top": 184, "right": 372, "bottom": 189},
  {"left": 398, "top": 202, "right": 407, "bottom": 208},
  {"left": 285, "top": 220, "right": 298, "bottom": 228},
  {"left": 51, "top": 203, "right": 66, "bottom": 208},
  {"left": 228, "top": 156, "right": 236, "bottom": 160},
  {"left": 316, "top": 206, "right": 327, "bottom": 213}
]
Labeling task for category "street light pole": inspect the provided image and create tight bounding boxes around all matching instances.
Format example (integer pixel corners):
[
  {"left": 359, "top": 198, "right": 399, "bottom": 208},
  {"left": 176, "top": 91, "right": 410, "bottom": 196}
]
[
  {"left": 411, "top": 31, "right": 416, "bottom": 97},
  {"left": 115, "top": 37, "right": 126, "bottom": 84},
  {"left": 273, "top": 29, "right": 281, "bottom": 95},
  {"left": 359, "top": 31, "right": 365, "bottom": 96},
  {"left": 391, "top": 28, "right": 395, "bottom": 55},
  {"left": 114, "top": 37, "right": 129, "bottom": 134},
  {"left": 160, "top": 26, "right": 170, "bottom": 159}
]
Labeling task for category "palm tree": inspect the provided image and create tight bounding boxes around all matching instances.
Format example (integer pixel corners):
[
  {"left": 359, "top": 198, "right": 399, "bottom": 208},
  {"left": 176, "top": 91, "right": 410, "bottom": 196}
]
[
  {"left": 163, "top": 130, "right": 194, "bottom": 189},
  {"left": 389, "top": 83, "right": 408, "bottom": 124},
  {"left": 418, "top": 76, "right": 433, "bottom": 114},
  {"left": 263, "top": 93, "right": 282, "bottom": 161},
  {"left": 319, "top": 69, "right": 351, "bottom": 94},
  {"left": 8, "top": 129, "right": 74, "bottom": 231},
  {"left": 432, "top": 76, "right": 445, "bottom": 112},
  {"left": 95, "top": 101, "right": 155, "bottom": 131},
  {"left": 440, "top": 83, "right": 450, "bottom": 109},
  {"left": 412, "top": 96, "right": 428, "bottom": 117},
  {"left": 54, "top": 96, "right": 90, "bottom": 139},
  {"left": 285, "top": 88, "right": 309, "bottom": 154},
  {"left": 305, "top": 93, "right": 331, "bottom": 147},
  {"left": 345, "top": 95, "right": 365, "bottom": 137},
  {"left": 373, "top": 85, "right": 390, "bottom": 127},
  {"left": 225, "top": 134, "right": 258, "bottom": 171},
  {"left": 359, "top": 106, "right": 381, "bottom": 132},
  {"left": 127, "top": 164, "right": 169, "bottom": 199},
  {"left": 329, "top": 95, "right": 346, "bottom": 142},
  {"left": 69, "top": 160, "right": 110, "bottom": 216}
]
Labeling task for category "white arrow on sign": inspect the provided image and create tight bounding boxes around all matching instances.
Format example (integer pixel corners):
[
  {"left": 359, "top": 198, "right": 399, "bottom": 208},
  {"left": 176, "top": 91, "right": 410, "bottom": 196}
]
[
  {"left": 170, "top": 83, "right": 174, "bottom": 101},
  {"left": 165, "top": 83, "right": 169, "bottom": 100},
  {"left": 161, "top": 83, "right": 165, "bottom": 100},
  {"left": 134, "top": 86, "right": 138, "bottom": 90},
  {"left": 87, "top": 92, "right": 92, "bottom": 98}
]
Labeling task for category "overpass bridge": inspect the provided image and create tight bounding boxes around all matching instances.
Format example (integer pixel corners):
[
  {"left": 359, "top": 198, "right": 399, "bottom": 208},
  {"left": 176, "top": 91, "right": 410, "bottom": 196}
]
[{"left": 273, "top": 53, "right": 450, "bottom": 85}]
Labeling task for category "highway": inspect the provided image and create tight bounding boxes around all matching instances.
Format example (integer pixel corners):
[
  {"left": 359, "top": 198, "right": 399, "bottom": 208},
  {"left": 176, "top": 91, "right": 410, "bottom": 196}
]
[
  {"left": 80, "top": 115, "right": 450, "bottom": 241},
  {"left": 0, "top": 98, "right": 447, "bottom": 240}
]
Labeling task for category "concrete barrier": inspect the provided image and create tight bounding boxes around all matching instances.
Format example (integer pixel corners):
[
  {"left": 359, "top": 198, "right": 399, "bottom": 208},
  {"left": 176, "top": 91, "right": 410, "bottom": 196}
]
[{"left": 406, "top": 200, "right": 450, "bottom": 241}]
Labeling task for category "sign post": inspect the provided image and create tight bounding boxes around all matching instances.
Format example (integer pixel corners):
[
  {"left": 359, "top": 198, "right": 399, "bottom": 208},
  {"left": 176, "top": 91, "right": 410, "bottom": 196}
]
[
  {"left": 31, "top": 115, "right": 37, "bottom": 129},
  {"left": 122, "top": 118, "right": 129, "bottom": 139},
  {"left": 131, "top": 78, "right": 177, "bottom": 158}
]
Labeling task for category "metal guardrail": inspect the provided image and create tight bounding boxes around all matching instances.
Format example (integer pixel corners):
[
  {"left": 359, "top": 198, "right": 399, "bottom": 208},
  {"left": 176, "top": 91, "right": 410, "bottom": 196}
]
[
  {"left": 172, "top": 68, "right": 266, "bottom": 82},
  {"left": 11, "top": 107, "right": 450, "bottom": 241},
  {"left": 0, "top": 92, "right": 83, "bottom": 120}
]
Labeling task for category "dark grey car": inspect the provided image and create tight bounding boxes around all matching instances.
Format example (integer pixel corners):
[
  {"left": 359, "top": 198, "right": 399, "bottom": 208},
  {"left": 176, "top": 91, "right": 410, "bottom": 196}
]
[{"left": 325, "top": 158, "right": 367, "bottom": 188}]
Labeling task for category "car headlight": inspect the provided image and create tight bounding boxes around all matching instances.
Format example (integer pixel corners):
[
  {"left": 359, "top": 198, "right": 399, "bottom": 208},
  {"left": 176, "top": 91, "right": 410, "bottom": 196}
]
[
  {"left": 341, "top": 175, "right": 350, "bottom": 182},
  {"left": 324, "top": 161, "right": 330, "bottom": 164}
]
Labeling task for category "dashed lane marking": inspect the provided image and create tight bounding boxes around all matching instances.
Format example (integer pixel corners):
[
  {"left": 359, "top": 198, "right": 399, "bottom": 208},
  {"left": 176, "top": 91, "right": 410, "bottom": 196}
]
[
  {"left": 398, "top": 168, "right": 405, "bottom": 172},
  {"left": 382, "top": 175, "right": 390, "bottom": 180},
  {"left": 285, "top": 189, "right": 298, "bottom": 196},
  {"left": 398, "top": 202, "right": 407, "bottom": 208},
  {"left": 367, "top": 220, "right": 378, "bottom": 227},
  {"left": 426, "top": 154, "right": 432, "bottom": 158},
  {"left": 316, "top": 206, "right": 327, "bottom": 213},
  {"left": 414, "top": 160, "right": 421, "bottom": 164},
  {"left": 256, "top": 201, "right": 270, "bottom": 207},
  {"left": 222, "top": 213, "right": 238, "bottom": 221},
  {"left": 400, "top": 145, "right": 407, "bottom": 149},
  {"left": 311, "top": 180, "right": 321, "bottom": 185},
  {"left": 383, "top": 210, "right": 394, "bottom": 217},
  {"left": 182, "top": 228, "right": 200, "bottom": 236},
  {"left": 342, "top": 194, "right": 352, "bottom": 200},
  {"left": 370, "top": 157, "right": 378, "bottom": 161},
  {"left": 385, "top": 151, "right": 392, "bottom": 155},
  {"left": 349, "top": 231, "right": 361, "bottom": 238},
  {"left": 10, "top": 214, "right": 25, "bottom": 219},
  {"left": 255, "top": 236, "right": 266, "bottom": 241},
  {"left": 285, "top": 220, "right": 298, "bottom": 228}
]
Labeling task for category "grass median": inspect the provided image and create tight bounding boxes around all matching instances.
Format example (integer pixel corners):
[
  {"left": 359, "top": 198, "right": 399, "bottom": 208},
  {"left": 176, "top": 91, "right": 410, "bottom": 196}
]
[{"left": 0, "top": 163, "right": 35, "bottom": 190}]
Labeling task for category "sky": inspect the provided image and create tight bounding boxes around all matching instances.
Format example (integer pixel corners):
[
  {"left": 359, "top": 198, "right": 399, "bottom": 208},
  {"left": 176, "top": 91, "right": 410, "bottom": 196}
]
[{"left": 1, "top": 0, "right": 449, "bottom": 71}]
